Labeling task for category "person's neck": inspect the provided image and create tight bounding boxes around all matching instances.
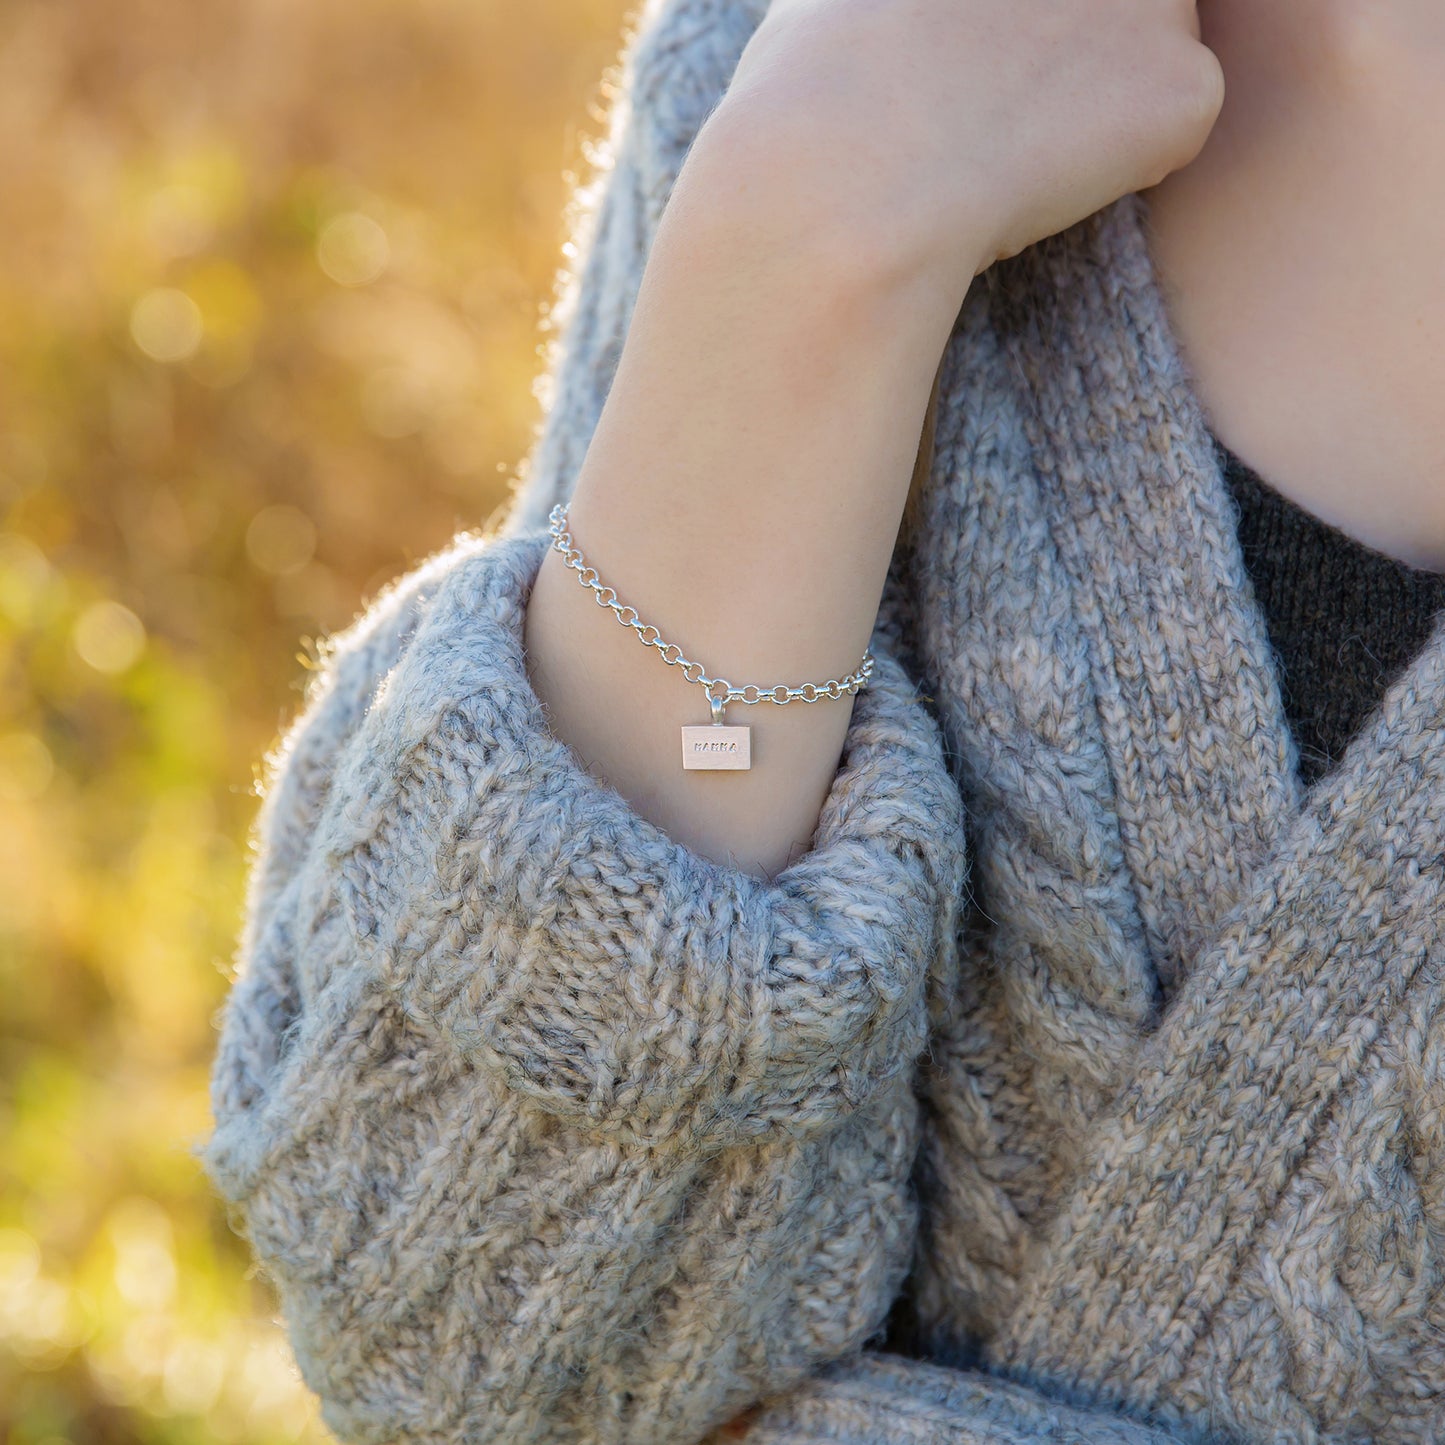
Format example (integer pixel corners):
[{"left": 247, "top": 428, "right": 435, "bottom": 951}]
[{"left": 1143, "top": 1, "right": 1445, "bottom": 570}]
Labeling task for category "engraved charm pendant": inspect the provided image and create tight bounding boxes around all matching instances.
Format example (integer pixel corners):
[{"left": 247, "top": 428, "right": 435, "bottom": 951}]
[
  {"left": 682, "top": 724, "right": 751, "bottom": 770},
  {"left": 681, "top": 694, "right": 751, "bottom": 771}
]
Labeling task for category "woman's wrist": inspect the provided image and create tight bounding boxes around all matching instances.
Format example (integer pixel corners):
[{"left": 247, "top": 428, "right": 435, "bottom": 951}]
[
  {"left": 564, "top": 185, "right": 950, "bottom": 665},
  {"left": 672, "top": 98, "right": 989, "bottom": 338},
  {"left": 523, "top": 92, "right": 973, "bottom": 876}
]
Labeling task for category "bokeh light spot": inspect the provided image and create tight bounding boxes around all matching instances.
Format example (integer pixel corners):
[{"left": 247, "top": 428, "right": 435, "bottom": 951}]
[
  {"left": 130, "top": 288, "right": 204, "bottom": 362},
  {"left": 144, "top": 184, "right": 216, "bottom": 259},
  {"left": 0, "top": 1227, "right": 41, "bottom": 1292},
  {"left": 162, "top": 1334, "right": 227, "bottom": 1415},
  {"left": 0, "top": 532, "right": 53, "bottom": 625},
  {"left": 108, "top": 1196, "right": 178, "bottom": 1313},
  {"left": 0, "top": 733, "right": 55, "bottom": 802},
  {"left": 73, "top": 600, "right": 147, "bottom": 674},
  {"left": 246, "top": 504, "right": 317, "bottom": 576},
  {"left": 316, "top": 212, "right": 389, "bottom": 286}
]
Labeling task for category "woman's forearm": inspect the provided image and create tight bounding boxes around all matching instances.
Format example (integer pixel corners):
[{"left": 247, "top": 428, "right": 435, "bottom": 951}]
[{"left": 523, "top": 114, "right": 972, "bottom": 878}]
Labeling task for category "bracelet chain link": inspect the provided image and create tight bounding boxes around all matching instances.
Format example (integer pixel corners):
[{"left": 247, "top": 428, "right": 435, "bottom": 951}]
[{"left": 546, "top": 502, "right": 875, "bottom": 708}]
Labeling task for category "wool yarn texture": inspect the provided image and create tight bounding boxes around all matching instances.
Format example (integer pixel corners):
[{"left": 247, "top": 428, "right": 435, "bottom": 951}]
[{"left": 202, "top": 1, "right": 1445, "bottom": 1441}]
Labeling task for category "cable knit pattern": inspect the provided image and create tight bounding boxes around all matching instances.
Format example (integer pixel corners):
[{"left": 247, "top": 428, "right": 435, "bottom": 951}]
[
  {"left": 204, "top": 1, "right": 1445, "bottom": 1442},
  {"left": 203, "top": 527, "right": 969, "bottom": 1443}
]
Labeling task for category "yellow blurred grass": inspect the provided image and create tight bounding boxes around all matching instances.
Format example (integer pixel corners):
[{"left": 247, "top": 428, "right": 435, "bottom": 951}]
[{"left": 0, "top": 0, "right": 634, "bottom": 1438}]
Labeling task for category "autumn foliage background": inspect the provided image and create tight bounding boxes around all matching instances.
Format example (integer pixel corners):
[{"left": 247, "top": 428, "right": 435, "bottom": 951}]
[{"left": 0, "top": 0, "right": 636, "bottom": 1438}]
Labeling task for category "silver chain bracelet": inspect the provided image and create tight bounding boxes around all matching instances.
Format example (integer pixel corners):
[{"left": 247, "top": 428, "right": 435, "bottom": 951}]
[{"left": 546, "top": 502, "right": 874, "bottom": 771}]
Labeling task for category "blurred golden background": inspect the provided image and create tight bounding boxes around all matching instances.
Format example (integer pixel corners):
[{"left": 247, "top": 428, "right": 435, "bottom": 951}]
[{"left": 0, "top": 0, "right": 634, "bottom": 1438}]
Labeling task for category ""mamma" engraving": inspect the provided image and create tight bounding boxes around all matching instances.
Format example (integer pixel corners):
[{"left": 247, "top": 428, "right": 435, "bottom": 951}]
[{"left": 680, "top": 724, "right": 752, "bottom": 771}]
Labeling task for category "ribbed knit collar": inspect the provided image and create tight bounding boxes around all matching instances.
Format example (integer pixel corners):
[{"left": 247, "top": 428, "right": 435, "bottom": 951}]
[
  {"left": 985, "top": 194, "right": 1303, "bottom": 988},
  {"left": 925, "top": 192, "right": 1445, "bottom": 1417},
  {"left": 974, "top": 190, "right": 1445, "bottom": 990}
]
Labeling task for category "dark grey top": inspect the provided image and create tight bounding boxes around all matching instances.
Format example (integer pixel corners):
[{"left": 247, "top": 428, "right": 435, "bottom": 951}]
[{"left": 1219, "top": 440, "right": 1445, "bottom": 786}]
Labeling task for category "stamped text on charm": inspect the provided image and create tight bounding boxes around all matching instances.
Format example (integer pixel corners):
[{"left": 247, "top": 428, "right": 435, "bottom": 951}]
[{"left": 681, "top": 725, "right": 752, "bottom": 771}]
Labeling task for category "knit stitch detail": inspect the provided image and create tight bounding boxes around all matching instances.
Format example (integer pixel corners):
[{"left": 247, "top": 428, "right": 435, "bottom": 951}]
[
  {"left": 321, "top": 533, "right": 965, "bottom": 1146},
  {"left": 728, "top": 1354, "right": 1181, "bottom": 1444},
  {"left": 203, "top": 530, "right": 968, "bottom": 1443},
  {"left": 984, "top": 621, "right": 1445, "bottom": 1410}
]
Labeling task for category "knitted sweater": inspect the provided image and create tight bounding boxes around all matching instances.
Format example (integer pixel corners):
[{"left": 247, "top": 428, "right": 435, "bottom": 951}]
[{"left": 201, "top": 2, "right": 1445, "bottom": 1442}]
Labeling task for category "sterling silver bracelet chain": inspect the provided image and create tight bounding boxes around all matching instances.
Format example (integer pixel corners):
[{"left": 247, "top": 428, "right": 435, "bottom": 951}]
[{"left": 546, "top": 502, "right": 873, "bottom": 771}]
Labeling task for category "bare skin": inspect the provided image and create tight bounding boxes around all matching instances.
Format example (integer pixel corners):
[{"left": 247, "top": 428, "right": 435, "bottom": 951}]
[
  {"left": 525, "top": 0, "right": 1222, "bottom": 878},
  {"left": 529, "top": 1, "right": 1445, "bottom": 879},
  {"left": 1146, "top": 0, "right": 1445, "bottom": 569}
]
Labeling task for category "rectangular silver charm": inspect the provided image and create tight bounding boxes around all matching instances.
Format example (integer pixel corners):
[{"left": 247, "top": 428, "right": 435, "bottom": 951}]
[{"left": 681, "top": 724, "right": 751, "bottom": 770}]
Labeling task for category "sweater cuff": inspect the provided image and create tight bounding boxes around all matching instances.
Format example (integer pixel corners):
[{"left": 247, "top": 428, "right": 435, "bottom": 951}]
[
  {"left": 718, "top": 1354, "right": 1182, "bottom": 1445},
  {"left": 308, "top": 532, "right": 966, "bottom": 1150}
]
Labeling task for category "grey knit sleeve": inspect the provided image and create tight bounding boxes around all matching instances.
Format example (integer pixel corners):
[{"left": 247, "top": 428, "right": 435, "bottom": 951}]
[
  {"left": 197, "top": 2, "right": 1084, "bottom": 1438},
  {"left": 200, "top": 528, "right": 969, "bottom": 1444},
  {"left": 235, "top": 530, "right": 966, "bottom": 1146},
  {"left": 726, "top": 1355, "right": 1186, "bottom": 1444}
]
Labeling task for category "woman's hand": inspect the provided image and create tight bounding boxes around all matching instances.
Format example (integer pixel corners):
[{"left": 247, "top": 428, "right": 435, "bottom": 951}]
[{"left": 714, "top": 0, "right": 1225, "bottom": 300}]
